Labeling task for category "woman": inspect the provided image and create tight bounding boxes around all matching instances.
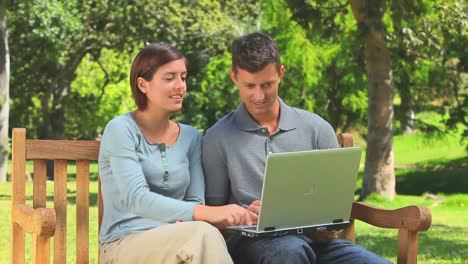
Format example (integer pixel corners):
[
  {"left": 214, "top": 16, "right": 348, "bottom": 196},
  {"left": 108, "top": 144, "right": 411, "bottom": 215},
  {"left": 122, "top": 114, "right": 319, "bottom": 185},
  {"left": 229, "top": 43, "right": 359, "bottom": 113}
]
[{"left": 98, "top": 43, "right": 256, "bottom": 264}]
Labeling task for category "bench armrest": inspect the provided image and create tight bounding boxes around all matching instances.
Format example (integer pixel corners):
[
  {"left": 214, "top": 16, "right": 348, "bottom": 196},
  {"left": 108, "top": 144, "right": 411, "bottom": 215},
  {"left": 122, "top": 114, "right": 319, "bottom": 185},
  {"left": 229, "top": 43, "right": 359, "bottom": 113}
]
[
  {"left": 12, "top": 204, "right": 56, "bottom": 237},
  {"left": 351, "top": 201, "right": 432, "bottom": 231}
]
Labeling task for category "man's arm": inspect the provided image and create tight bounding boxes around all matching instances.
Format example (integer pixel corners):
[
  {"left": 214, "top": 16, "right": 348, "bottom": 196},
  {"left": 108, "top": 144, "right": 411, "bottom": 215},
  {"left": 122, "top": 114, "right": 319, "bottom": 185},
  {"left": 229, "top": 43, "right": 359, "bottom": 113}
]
[
  {"left": 202, "top": 129, "right": 230, "bottom": 206},
  {"left": 317, "top": 121, "right": 339, "bottom": 149}
]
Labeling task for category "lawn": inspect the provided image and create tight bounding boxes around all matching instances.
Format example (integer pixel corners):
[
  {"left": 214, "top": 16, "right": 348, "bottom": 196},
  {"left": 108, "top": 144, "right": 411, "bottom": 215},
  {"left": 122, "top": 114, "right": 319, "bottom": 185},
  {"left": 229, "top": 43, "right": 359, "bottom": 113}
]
[
  {"left": 355, "top": 194, "right": 468, "bottom": 263},
  {"left": 1, "top": 131, "right": 467, "bottom": 263},
  {"left": 2, "top": 182, "right": 466, "bottom": 263}
]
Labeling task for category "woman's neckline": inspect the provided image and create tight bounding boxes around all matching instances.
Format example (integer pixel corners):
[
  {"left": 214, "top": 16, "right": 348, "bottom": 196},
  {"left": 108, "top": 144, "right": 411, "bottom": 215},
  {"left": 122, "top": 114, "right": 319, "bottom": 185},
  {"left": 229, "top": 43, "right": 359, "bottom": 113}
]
[{"left": 128, "top": 112, "right": 182, "bottom": 148}]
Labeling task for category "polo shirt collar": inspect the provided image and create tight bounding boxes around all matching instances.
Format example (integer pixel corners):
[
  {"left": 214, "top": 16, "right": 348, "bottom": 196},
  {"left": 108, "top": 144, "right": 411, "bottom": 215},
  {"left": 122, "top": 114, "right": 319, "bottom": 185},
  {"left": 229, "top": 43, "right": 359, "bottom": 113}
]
[{"left": 234, "top": 97, "right": 297, "bottom": 132}]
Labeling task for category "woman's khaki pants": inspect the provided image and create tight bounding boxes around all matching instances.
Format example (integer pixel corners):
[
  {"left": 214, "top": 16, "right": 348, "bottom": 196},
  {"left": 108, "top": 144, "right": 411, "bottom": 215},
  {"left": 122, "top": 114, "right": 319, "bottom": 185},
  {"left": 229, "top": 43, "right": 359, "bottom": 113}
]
[{"left": 100, "top": 221, "right": 233, "bottom": 264}]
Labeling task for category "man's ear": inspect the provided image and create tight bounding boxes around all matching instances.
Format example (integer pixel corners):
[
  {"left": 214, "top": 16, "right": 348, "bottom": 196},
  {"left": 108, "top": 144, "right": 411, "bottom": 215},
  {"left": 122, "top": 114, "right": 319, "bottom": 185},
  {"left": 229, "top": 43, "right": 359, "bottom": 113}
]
[
  {"left": 137, "top": 77, "right": 148, "bottom": 94},
  {"left": 279, "top": 65, "right": 285, "bottom": 80},
  {"left": 229, "top": 68, "right": 237, "bottom": 84}
]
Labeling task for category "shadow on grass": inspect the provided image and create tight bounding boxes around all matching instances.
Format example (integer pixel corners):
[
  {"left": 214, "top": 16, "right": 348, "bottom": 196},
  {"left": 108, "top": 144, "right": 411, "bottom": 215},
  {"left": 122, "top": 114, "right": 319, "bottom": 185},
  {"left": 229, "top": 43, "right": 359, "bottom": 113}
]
[
  {"left": 354, "top": 233, "right": 398, "bottom": 259},
  {"left": 357, "top": 225, "right": 468, "bottom": 262},
  {"left": 66, "top": 191, "right": 99, "bottom": 206},
  {"left": 414, "top": 156, "right": 468, "bottom": 169},
  {"left": 396, "top": 167, "right": 468, "bottom": 195},
  {"left": 417, "top": 224, "right": 468, "bottom": 261},
  {"left": 0, "top": 191, "right": 99, "bottom": 207},
  {"left": 65, "top": 172, "right": 99, "bottom": 182}
]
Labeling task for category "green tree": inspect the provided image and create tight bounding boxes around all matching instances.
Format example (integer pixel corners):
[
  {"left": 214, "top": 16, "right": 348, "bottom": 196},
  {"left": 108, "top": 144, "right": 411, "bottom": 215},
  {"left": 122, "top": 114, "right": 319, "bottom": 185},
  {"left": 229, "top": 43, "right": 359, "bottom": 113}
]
[
  {"left": 285, "top": 0, "right": 395, "bottom": 199},
  {"left": 185, "top": 53, "right": 240, "bottom": 133},
  {"left": 283, "top": 0, "right": 368, "bottom": 131},
  {"left": 66, "top": 50, "right": 134, "bottom": 139},
  {"left": 8, "top": 0, "right": 259, "bottom": 139},
  {"left": 349, "top": 0, "right": 395, "bottom": 199},
  {"left": 0, "top": 1, "right": 9, "bottom": 182},
  {"left": 389, "top": 0, "right": 467, "bottom": 138},
  {"left": 285, "top": 0, "right": 466, "bottom": 198},
  {"left": 429, "top": 2, "right": 467, "bottom": 146}
]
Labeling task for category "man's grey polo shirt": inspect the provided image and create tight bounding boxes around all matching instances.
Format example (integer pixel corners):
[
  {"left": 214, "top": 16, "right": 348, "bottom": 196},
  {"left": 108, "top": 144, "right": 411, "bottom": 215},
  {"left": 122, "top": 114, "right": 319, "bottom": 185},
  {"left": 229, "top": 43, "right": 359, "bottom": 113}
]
[{"left": 202, "top": 97, "right": 339, "bottom": 207}]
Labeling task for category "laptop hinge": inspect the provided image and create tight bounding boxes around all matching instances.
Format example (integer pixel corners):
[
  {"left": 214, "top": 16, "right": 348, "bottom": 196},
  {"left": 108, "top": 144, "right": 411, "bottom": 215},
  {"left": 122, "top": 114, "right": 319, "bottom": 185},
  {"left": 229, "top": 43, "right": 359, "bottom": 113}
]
[
  {"left": 264, "top": 226, "right": 276, "bottom": 231},
  {"left": 333, "top": 219, "right": 344, "bottom": 223}
]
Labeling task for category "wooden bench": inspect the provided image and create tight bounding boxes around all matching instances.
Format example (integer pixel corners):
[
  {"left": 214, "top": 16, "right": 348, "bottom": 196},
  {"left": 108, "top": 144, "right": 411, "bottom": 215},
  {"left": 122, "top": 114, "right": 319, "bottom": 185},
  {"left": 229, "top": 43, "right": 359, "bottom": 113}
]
[{"left": 10, "top": 128, "right": 431, "bottom": 264}]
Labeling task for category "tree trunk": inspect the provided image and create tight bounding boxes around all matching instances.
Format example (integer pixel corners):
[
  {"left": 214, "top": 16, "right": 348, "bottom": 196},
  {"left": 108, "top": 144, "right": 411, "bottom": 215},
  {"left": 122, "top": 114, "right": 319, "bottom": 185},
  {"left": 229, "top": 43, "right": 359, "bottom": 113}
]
[
  {"left": 350, "top": 0, "right": 395, "bottom": 199},
  {"left": 39, "top": 51, "right": 86, "bottom": 180},
  {"left": 326, "top": 62, "right": 343, "bottom": 129},
  {"left": 39, "top": 48, "right": 87, "bottom": 141},
  {"left": 398, "top": 73, "right": 414, "bottom": 134},
  {"left": 40, "top": 86, "right": 67, "bottom": 140},
  {"left": 0, "top": 4, "right": 10, "bottom": 183}
]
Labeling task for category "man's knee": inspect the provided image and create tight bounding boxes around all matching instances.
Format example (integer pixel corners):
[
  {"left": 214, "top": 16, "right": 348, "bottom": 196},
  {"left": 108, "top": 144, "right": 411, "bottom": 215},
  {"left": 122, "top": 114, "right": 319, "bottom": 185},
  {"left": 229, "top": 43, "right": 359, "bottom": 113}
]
[
  {"left": 316, "top": 238, "right": 392, "bottom": 264},
  {"left": 230, "top": 235, "right": 315, "bottom": 264},
  {"left": 271, "top": 236, "right": 315, "bottom": 261}
]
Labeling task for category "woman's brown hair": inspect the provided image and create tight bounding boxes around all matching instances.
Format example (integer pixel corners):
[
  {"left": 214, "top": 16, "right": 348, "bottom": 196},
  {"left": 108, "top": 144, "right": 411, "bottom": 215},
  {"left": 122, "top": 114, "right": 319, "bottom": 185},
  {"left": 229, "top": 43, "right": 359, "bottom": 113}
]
[{"left": 130, "top": 43, "right": 186, "bottom": 110}]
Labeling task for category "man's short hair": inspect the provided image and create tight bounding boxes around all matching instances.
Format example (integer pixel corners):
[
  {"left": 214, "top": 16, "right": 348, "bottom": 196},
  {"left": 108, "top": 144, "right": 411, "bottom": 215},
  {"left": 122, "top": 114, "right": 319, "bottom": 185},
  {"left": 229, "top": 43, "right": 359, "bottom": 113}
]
[{"left": 231, "top": 32, "right": 281, "bottom": 74}]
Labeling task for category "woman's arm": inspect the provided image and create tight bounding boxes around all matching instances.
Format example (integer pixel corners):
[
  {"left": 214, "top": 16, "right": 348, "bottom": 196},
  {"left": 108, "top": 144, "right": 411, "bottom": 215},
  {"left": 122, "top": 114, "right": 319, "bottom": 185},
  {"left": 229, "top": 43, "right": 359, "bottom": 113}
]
[
  {"left": 183, "top": 128, "right": 205, "bottom": 204},
  {"left": 102, "top": 119, "right": 196, "bottom": 223},
  {"left": 193, "top": 204, "right": 258, "bottom": 229}
]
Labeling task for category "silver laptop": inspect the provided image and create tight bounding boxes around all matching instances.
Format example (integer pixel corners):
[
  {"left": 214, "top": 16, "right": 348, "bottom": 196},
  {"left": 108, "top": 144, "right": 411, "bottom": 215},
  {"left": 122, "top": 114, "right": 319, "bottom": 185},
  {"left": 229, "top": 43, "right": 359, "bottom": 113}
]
[{"left": 226, "top": 147, "right": 362, "bottom": 238}]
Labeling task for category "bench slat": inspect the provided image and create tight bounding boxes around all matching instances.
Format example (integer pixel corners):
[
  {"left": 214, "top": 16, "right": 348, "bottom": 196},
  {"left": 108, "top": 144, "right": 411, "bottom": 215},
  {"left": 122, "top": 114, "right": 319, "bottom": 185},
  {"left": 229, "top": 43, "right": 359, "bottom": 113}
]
[
  {"left": 77, "top": 160, "right": 90, "bottom": 264},
  {"left": 33, "top": 159, "right": 49, "bottom": 263},
  {"left": 33, "top": 160, "right": 47, "bottom": 208},
  {"left": 33, "top": 236, "right": 50, "bottom": 264},
  {"left": 54, "top": 160, "right": 68, "bottom": 264},
  {"left": 26, "top": 140, "right": 100, "bottom": 160},
  {"left": 12, "top": 128, "right": 26, "bottom": 264}
]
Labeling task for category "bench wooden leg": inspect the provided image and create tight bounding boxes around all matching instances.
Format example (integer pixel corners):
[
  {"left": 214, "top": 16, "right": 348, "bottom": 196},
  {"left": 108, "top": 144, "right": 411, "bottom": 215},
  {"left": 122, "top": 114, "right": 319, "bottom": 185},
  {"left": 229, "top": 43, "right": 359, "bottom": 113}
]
[
  {"left": 343, "top": 219, "right": 356, "bottom": 243},
  {"left": 33, "top": 235, "right": 50, "bottom": 264},
  {"left": 398, "top": 229, "right": 419, "bottom": 264},
  {"left": 11, "top": 223, "right": 25, "bottom": 264}
]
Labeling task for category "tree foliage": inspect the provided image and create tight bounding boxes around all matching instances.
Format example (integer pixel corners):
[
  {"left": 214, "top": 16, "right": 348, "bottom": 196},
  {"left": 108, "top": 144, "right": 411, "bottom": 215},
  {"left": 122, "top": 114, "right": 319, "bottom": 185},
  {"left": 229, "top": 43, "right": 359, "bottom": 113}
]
[
  {"left": 5, "top": 0, "right": 466, "bottom": 196},
  {"left": 8, "top": 0, "right": 260, "bottom": 139},
  {"left": 388, "top": 0, "right": 467, "bottom": 140},
  {"left": 284, "top": 0, "right": 368, "bottom": 132},
  {"left": 0, "top": 2, "right": 9, "bottom": 182}
]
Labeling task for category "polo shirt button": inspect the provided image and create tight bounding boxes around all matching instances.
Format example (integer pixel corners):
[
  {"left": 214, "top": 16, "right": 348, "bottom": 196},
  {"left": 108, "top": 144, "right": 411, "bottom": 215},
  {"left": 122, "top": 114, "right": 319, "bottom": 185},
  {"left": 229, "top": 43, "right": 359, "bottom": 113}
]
[{"left": 261, "top": 129, "right": 266, "bottom": 133}]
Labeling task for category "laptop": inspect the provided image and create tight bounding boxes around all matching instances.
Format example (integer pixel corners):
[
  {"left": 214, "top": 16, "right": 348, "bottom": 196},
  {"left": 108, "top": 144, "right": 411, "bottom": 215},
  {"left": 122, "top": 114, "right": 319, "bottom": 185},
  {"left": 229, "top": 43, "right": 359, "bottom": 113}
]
[{"left": 225, "top": 147, "right": 362, "bottom": 238}]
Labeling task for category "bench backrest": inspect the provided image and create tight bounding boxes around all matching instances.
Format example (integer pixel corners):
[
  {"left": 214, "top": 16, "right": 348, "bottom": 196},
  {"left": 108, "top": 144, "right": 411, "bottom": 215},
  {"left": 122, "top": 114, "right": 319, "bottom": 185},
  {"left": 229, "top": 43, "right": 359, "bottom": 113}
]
[
  {"left": 10, "top": 127, "right": 355, "bottom": 263},
  {"left": 11, "top": 128, "right": 102, "bottom": 264}
]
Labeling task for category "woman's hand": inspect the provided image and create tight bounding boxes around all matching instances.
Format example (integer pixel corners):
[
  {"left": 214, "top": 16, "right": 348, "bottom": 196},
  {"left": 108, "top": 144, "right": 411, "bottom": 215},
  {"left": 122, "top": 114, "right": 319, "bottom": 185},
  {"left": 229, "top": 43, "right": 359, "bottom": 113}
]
[
  {"left": 246, "top": 200, "right": 261, "bottom": 215},
  {"left": 193, "top": 204, "right": 258, "bottom": 229}
]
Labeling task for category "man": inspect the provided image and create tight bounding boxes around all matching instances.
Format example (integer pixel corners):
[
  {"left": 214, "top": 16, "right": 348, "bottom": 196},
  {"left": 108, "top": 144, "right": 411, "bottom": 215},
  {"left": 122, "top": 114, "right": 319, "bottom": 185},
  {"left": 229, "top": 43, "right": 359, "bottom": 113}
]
[{"left": 202, "top": 32, "right": 391, "bottom": 264}]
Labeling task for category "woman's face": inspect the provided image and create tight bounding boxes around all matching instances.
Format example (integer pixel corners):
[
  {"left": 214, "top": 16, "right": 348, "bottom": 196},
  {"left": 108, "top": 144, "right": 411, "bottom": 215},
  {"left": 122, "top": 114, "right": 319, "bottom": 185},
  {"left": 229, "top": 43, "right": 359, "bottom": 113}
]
[{"left": 137, "top": 58, "right": 187, "bottom": 113}]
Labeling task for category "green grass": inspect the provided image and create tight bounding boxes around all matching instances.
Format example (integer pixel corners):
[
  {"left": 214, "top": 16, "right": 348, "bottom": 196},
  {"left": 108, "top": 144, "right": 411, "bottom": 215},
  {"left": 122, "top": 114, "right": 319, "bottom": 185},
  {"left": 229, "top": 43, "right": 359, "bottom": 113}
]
[
  {"left": 393, "top": 131, "right": 467, "bottom": 167},
  {"left": 356, "top": 195, "right": 468, "bottom": 264},
  {"left": 354, "top": 130, "right": 467, "bottom": 168},
  {"left": 1, "top": 182, "right": 467, "bottom": 263}
]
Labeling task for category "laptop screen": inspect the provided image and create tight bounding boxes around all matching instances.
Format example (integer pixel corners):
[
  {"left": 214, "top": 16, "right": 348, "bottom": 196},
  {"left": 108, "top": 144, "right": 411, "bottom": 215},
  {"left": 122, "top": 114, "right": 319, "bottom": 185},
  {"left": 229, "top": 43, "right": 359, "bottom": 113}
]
[{"left": 256, "top": 147, "right": 362, "bottom": 231}]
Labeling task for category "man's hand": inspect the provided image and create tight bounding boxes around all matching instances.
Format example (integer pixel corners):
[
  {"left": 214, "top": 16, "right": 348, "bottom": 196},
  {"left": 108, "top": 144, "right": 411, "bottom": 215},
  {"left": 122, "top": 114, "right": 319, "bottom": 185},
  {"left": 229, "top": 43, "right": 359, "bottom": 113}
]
[
  {"left": 246, "top": 200, "right": 261, "bottom": 215},
  {"left": 193, "top": 204, "right": 258, "bottom": 229},
  {"left": 308, "top": 231, "right": 337, "bottom": 244}
]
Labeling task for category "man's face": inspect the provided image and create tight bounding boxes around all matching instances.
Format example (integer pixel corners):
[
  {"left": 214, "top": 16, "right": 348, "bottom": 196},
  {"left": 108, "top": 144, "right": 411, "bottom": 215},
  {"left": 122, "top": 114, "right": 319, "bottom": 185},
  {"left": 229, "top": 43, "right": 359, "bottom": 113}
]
[{"left": 230, "top": 63, "right": 284, "bottom": 119}]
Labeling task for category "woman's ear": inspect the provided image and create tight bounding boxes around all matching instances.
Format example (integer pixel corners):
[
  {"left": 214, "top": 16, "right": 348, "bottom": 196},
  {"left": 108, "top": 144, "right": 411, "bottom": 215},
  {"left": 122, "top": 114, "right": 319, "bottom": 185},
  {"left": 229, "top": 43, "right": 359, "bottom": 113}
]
[
  {"left": 137, "top": 77, "right": 148, "bottom": 94},
  {"left": 229, "top": 68, "right": 237, "bottom": 84}
]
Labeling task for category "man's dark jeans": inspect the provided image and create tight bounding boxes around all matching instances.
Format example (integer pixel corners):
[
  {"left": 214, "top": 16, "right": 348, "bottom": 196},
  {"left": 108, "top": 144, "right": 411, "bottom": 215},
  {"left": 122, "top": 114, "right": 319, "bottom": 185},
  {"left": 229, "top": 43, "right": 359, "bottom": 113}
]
[{"left": 227, "top": 234, "right": 393, "bottom": 264}]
